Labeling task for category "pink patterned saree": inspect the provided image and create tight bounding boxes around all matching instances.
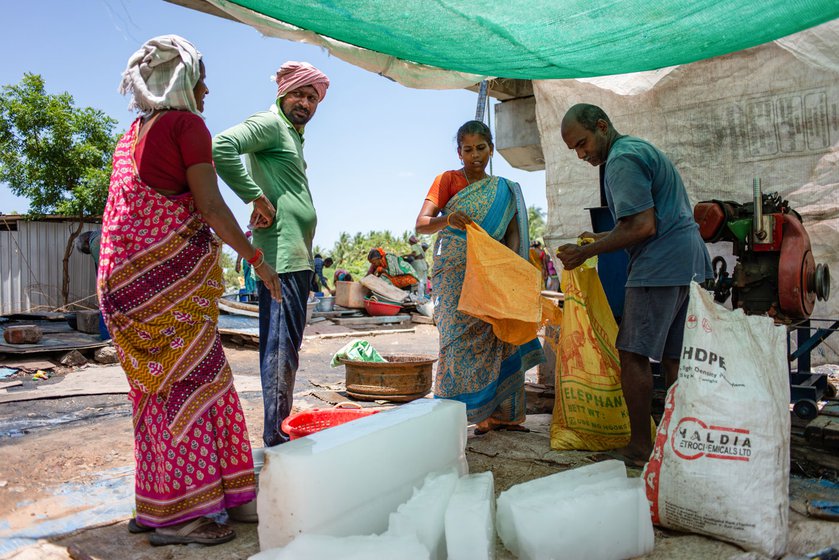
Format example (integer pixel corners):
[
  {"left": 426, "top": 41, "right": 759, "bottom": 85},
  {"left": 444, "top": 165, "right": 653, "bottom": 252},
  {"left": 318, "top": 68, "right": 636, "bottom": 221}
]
[{"left": 98, "top": 119, "right": 255, "bottom": 527}]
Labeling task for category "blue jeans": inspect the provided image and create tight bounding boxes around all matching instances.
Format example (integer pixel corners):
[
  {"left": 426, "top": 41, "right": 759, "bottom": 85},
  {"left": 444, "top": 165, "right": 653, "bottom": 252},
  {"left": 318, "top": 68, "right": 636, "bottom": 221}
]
[{"left": 257, "top": 270, "right": 313, "bottom": 447}]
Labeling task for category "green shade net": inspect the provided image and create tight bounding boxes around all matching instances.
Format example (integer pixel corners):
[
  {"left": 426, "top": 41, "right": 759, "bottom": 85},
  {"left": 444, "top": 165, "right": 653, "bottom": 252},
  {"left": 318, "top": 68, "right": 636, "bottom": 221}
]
[{"left": 225, "top": 0, "right": 839, "bottom": 78}]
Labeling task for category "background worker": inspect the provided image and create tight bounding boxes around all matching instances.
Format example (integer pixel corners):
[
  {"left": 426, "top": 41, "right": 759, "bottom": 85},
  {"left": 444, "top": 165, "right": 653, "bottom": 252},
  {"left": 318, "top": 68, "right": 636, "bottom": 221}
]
[
  {"left": 366, "top": 247, "right": 418, "bottom": 290},
  {"left": 407, "top": 235, "right": 429, "bottom": 298},
  {"left": 234, "top": 230, "right": 257, "bottom": 299},
  {"left": 213, "top": 60, "right": 329, "bottom": 447},
  {"left": 312, "top": 254, "right": 334, "bottom": 294},
  {"left": 555, "top": 103, "right": 712, "bottom": 466}
]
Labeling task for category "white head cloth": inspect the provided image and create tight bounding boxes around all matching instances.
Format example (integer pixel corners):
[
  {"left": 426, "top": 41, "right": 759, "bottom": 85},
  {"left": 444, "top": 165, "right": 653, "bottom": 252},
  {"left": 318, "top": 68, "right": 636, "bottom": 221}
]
[{"left": 119, "top": 35, "right": 202, "bottom": 116}]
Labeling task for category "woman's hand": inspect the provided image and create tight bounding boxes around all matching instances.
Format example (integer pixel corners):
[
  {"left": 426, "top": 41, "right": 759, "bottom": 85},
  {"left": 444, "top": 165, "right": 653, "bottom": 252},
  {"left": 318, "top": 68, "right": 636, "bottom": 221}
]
[
  {"left": 250, "top": 194, "right": 276, "bottom": 229},
  {"left": 253, "top": 260, "right": 282, "bottom": 302},
  {"left": 446, "top": 211, "right": 472, "bottom": 230}
]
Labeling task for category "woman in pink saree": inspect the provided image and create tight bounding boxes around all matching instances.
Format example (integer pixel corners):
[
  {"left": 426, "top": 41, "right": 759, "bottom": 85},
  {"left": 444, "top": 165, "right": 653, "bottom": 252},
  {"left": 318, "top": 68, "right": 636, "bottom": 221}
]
[{"left": 98, "top": 35, "right": 281, "bottom": 546}]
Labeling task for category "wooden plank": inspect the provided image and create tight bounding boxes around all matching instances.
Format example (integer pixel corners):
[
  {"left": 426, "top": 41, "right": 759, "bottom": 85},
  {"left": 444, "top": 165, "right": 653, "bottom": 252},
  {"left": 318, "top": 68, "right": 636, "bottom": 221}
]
[
  {"left": 304, "top": 327, "right": 415, "bottom": 340},
  {"left": 0, "top": 358, "right": 56, "bottom": 370},
  {"left": 804, "top": 415, "right": 833, "bottom": 445},
  {"left": 312, "top": 309, "right": 361, "bottom": 318},
  {"left": 218, "top": 299, "right": 259, "bottom": 317},
  {"left": 791, "top": 432, "right": 839, "bottom": 473},
  {"left": 411, "top": 313, "right": 435, "bottom": 325},
  {"left": 0, "top": 366, "right": 264, "bottom": 403},
  {"left": 0, "top": 380, "right": 23, "bottom": 390},
  {"left": 332, "top": 314, "right": 411, "bottom": 326},
  {"left": 0, "top": 336, "right": 106, "bottom": 355}
]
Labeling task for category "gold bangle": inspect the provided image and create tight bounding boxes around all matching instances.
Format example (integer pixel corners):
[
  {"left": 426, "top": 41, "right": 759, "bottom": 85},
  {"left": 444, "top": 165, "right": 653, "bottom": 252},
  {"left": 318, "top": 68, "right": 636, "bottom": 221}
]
[{"left": 446, "top": 215, "right": 452, "bottom": 227}]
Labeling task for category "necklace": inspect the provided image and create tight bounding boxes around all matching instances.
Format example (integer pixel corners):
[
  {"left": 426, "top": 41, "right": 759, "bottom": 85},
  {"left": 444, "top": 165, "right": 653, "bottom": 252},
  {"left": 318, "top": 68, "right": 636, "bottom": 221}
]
[{"left": 461, "top": 167, "right": 488, "bottom": 184}]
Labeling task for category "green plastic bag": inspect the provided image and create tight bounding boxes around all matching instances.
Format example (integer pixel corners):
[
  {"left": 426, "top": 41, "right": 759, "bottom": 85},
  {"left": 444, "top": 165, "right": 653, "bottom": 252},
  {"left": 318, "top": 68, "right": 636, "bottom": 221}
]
[{"left": 330, "top": 339, "right": 387, "bottom": 367}]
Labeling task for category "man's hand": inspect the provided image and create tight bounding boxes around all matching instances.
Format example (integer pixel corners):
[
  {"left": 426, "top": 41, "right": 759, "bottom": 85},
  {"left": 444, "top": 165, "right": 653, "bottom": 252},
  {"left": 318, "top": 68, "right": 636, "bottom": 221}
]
[
  {"left": 556, "top": 243, "right": 589, "bottom": 270},
  {"left": 580, "top": 231, "right": 611, "bottom": 244},
  {"left": 250, "top": 194, "right": 276, "bottom": 229}
]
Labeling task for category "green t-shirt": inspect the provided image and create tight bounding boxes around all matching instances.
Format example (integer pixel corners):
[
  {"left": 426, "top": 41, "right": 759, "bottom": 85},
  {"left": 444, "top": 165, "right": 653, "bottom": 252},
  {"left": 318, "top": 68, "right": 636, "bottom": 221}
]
[{"left": 212, "top": 104, "right": 316, "bottom": 273}]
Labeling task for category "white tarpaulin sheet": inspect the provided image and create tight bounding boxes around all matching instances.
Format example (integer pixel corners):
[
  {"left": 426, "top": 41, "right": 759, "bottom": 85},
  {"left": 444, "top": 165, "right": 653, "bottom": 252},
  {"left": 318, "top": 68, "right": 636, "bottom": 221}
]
[{"left": 534, "top": 21, "right": 839, "bottom": 363}]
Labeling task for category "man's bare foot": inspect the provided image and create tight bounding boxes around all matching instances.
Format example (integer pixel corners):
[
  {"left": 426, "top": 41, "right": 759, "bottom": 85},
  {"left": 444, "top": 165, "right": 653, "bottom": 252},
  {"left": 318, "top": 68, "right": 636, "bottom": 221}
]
[{"left": 608, "top": 446, "right": 651, "bottom": 468}]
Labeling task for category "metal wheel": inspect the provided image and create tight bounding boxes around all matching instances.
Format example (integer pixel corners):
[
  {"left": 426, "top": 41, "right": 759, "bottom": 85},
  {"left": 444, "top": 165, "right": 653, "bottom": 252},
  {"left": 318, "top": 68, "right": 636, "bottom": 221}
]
[{"left": 792, "top": 399, "right": 818, "bottom": 421}]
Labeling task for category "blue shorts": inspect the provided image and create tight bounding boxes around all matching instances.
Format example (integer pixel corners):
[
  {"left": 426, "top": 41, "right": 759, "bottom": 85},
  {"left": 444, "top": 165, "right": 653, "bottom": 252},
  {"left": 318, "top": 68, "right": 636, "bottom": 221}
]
[{"left": 615, "top": 286, "right": 690, "bottom": 361}]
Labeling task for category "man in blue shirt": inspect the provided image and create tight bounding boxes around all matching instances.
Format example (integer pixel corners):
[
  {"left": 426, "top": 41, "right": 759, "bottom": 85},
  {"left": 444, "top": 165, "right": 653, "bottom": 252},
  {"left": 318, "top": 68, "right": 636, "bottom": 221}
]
[
  {"left": 312, "top": 254, "right": 334, "bottom": 294},
  {"left": 556, "top": 103, "right": 712, "bottom": 467}
]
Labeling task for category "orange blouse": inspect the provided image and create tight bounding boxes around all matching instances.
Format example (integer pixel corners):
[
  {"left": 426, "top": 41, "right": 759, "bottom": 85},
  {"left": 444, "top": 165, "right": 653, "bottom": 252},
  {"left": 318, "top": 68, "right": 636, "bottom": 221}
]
[{"left": 425, "top": 170, "right": 469, "bottom": 209}]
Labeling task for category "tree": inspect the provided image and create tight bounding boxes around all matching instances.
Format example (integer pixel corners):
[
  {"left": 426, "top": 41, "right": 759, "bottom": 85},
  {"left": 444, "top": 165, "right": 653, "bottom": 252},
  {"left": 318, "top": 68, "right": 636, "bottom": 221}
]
[
  {"left": 528, "top": 205, "right": 546, "bottom": 243},
  {"left": 315, "top": 229, "right": 432, "bottom": 280},
  {"left": 218, "top": 250, "right": 241, "bottom": 292},
  {"left": 0, "top": 73, "right": 119, "bottom": 307}
]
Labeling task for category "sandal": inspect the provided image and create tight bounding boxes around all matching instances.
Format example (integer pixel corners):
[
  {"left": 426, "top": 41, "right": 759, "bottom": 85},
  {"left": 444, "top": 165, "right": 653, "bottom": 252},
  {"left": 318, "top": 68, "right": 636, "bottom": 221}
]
[
  {"left": 147, "top": 517, "right": 236, "bottom": 547},
  {"left": 127, "top": 518, "right": 153, "bottom": 534}
]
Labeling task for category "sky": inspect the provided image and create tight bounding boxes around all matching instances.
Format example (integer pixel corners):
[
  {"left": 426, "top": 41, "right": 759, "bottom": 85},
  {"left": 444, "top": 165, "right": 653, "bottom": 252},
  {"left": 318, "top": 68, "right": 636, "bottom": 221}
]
[{"left": 0, "top": 0, "right": 547, "bottom": 252}]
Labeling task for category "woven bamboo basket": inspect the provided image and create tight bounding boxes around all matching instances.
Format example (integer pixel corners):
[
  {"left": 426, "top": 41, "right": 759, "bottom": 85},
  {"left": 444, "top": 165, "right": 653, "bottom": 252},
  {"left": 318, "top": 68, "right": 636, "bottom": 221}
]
[{"left": 341, "top": 354, "right": 436, "bottom": 402}]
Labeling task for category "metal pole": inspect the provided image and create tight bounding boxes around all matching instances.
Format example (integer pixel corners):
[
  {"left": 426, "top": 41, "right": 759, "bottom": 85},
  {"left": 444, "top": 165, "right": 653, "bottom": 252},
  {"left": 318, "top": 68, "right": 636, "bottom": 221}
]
[{"left": 474, "top": 80, "right": 488, "bottom": 121}]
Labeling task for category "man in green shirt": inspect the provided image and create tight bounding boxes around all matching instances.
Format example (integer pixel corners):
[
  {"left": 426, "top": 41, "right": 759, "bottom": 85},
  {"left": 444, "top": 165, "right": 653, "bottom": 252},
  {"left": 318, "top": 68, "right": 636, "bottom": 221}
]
[{"left": 213, "top": 61, "right": 330, "bottom": 447}]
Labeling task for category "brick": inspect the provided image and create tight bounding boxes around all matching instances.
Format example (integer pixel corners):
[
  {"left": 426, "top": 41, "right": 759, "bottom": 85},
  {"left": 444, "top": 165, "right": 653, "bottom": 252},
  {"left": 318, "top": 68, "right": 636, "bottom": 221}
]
[{"left": 3, "top": 325, "right": 43, "bottom": 345}]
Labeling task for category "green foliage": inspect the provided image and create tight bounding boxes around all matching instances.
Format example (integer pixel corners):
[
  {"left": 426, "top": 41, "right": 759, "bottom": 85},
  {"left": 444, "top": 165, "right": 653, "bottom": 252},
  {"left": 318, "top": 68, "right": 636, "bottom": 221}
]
[
  {"left": 218, "top": 250, "right": 242, "bottom": 291},
  {"left": 0, "top": 73, "right": 119, "bottom": 218},
  {"left": 318, "top": 230, "right": 432, "bottom": 280},
  {"left": 528, "top": 205, "right": 546, "bottom": 243}
]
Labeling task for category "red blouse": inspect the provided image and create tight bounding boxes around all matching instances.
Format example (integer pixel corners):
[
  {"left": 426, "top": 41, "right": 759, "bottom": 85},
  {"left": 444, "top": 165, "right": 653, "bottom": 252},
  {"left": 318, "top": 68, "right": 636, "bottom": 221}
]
[{"left": 134, "top": 111, "right": 213, "bottom": 194}]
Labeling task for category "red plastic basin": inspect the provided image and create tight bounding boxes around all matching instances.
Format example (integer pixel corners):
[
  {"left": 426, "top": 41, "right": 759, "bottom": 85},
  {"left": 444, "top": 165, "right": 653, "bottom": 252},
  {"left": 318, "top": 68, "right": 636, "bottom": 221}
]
[{"left": 364, "top": 298, "right": 402, "bottom": 316}]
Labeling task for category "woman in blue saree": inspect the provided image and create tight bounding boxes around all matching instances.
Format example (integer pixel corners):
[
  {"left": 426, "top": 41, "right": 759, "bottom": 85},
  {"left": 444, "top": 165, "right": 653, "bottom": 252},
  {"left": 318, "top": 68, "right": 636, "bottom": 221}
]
[{"left": 415, "top": 120, "right": 543, "bottom": 434}]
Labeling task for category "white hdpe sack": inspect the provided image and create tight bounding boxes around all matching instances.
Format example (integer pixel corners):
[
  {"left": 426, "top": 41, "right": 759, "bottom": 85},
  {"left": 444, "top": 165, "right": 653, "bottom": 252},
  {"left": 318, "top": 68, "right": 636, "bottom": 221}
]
[{"left": 642, "top": 282, "right": 790, "bottom": 557}]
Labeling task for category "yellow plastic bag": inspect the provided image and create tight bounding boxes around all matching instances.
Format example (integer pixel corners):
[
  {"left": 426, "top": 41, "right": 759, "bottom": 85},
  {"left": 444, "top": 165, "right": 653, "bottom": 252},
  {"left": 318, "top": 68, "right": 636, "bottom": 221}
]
[
  {"left": 550, "top": 265, "right": 631, "bottom": 451},
  {"left": 458, "top": 222, "right": 542, "bottom": 345}
]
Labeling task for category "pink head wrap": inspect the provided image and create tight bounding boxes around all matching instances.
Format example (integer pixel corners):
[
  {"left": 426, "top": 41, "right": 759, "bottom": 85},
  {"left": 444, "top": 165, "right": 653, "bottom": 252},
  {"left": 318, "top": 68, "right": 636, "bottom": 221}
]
[{"left": 274, "top": 61, "right": 330, "bottom": 102}]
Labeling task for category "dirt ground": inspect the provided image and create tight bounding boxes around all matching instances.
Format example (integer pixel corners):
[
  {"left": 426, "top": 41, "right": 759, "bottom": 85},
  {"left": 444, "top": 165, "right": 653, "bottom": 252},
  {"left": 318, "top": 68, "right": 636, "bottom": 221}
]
[{"left": 1, "top": 323, "right": 838, "bottom": 559}]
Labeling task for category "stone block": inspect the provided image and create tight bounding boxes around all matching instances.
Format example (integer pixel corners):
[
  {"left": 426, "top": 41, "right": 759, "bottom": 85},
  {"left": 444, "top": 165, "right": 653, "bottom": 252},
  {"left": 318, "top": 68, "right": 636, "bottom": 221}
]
[
  {"left": 75, "top": 310, "right": 101, "bottom": 334},
  {"left": 3, "top": 325, "right": 43, "bottom": 345},
  {"left": 59, "top": 350, "right": 87, "bottom": 368},
  {"left": 94, "top": 346, "right": 119, "bottom": 364}
]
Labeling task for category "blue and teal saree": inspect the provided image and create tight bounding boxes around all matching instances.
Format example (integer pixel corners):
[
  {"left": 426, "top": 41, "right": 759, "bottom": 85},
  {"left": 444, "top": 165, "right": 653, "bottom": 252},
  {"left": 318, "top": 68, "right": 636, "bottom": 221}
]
[{"left": 432, "top": 175, "right": 544, "bottom": 424}]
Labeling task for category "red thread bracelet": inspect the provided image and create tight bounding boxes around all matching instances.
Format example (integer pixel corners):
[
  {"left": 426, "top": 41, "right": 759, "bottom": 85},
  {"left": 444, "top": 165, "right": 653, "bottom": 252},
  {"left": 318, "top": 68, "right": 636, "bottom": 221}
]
[{"left": 246, "top": 248, "right": 263, "bottom": 265}]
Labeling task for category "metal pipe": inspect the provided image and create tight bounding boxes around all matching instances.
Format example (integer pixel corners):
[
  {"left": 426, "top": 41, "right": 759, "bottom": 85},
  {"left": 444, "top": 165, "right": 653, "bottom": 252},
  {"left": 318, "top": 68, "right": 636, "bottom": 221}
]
[{"left": 753, "top": 177, "right": 766, "bottom": 240}]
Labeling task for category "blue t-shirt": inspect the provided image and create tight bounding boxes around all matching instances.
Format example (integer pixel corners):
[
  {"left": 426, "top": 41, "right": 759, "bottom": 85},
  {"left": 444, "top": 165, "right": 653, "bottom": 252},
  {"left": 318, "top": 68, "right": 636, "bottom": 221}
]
[{"left": 604, "top": 136, "right": 712, "bottom": 287}]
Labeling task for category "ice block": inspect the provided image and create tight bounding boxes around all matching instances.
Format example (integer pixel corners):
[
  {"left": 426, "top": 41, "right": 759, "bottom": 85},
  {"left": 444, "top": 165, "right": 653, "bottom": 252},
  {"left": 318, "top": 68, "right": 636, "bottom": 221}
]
[
  {"left": 445, "top": 471, "right": 496, "bottom": 560},
  {"left": 512, "top": 477, "right": 654, "bottom": 560},
  {"left": 496, "top": 459, "right": 626, "bottom": 556},
  {"left": 249, "top": 533, "right": 430, "bottom": 560},
  {"left": 257, "top": 399, "right": 468, "bottom": 550},
  {"left": 386, "top": 470, "right": 458, "bottom": 560}
]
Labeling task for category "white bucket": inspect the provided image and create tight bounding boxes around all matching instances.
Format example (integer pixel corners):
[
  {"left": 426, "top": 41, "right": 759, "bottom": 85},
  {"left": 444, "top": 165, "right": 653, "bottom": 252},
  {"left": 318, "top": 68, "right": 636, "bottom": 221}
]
[
  {"left": 228, "top": 447, "right": 264, "bottom": 523},
  {"left": 306, "top": 298, "right": 319, "bottom": 324}
]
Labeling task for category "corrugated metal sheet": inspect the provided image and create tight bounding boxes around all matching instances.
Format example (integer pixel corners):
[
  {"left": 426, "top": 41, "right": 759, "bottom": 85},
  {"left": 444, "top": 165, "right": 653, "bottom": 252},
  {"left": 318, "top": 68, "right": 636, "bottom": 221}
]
[{"left": 0, "top": 219, "right": 98, "bottom": 314}]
